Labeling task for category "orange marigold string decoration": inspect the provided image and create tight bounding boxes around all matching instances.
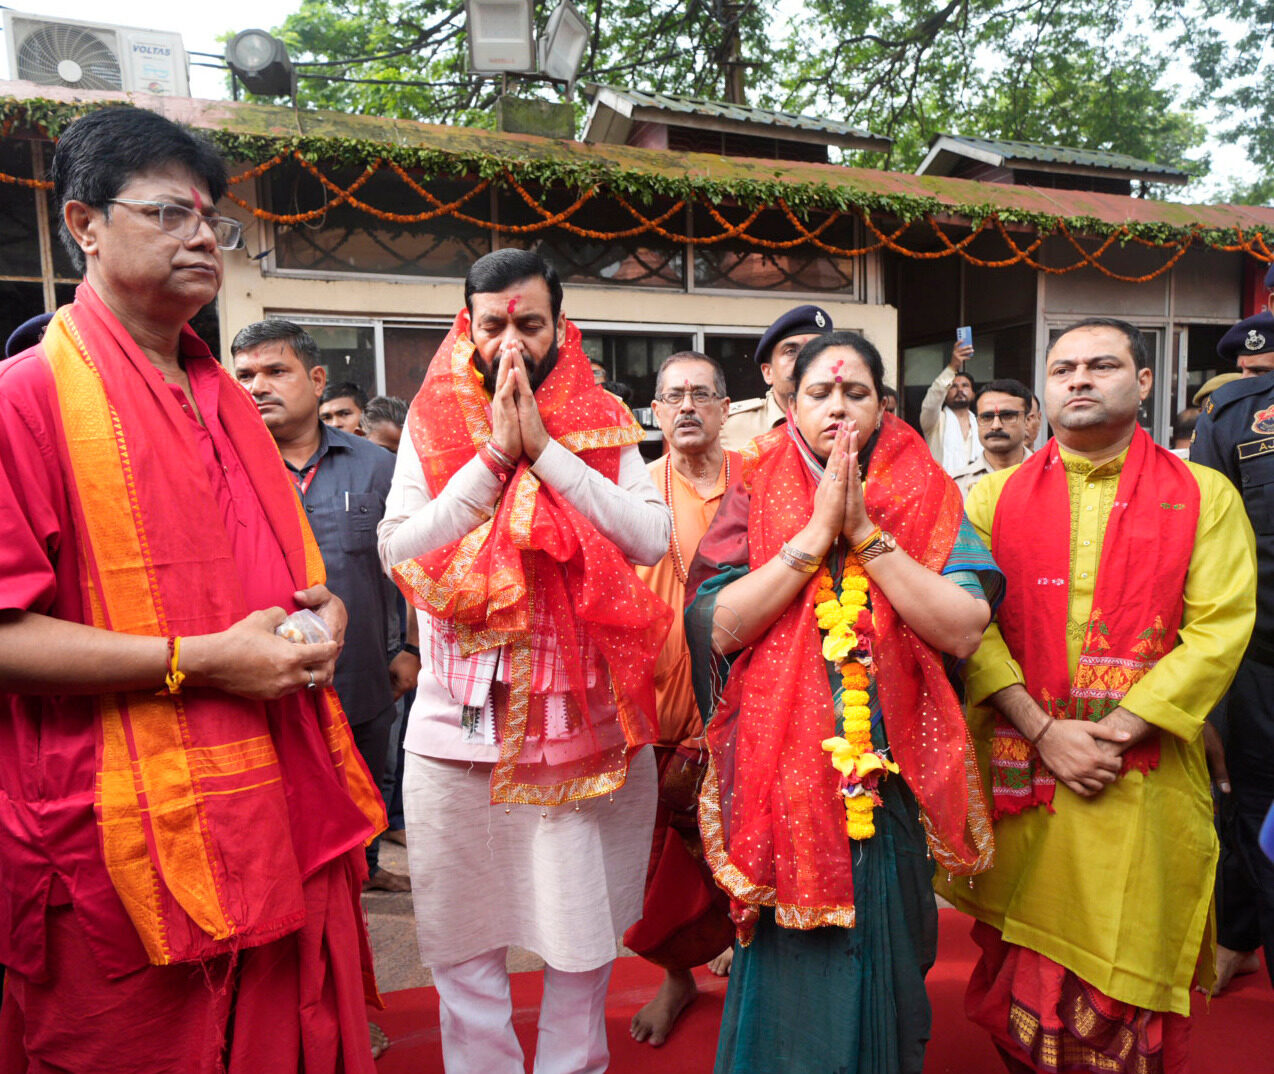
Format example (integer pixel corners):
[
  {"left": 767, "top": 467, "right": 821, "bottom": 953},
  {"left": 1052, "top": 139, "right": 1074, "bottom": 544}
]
[
  {"left": 815, "top": 560, "right": 899, "bottom": 840},
  {"left": 0, "top": 139, "right": 1269, "bottom": 276}
]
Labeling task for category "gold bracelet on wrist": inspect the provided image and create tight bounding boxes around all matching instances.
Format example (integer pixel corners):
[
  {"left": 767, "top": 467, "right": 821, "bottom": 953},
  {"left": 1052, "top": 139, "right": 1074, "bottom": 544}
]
[{"left": 851, "top": 526, "right": 882, "bottom": 556}]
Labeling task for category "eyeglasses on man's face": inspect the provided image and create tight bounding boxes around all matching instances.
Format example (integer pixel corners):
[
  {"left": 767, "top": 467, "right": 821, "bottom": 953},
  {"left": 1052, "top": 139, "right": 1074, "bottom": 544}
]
[
  {"left": 109, "top": 198, "right": 243, "bottom": 250},
  {"left": 976, "top": 408, "right": 1024, "bottom": 425},
  {"left": 655, "top": 387, "right": 723, "bottom": 407}
]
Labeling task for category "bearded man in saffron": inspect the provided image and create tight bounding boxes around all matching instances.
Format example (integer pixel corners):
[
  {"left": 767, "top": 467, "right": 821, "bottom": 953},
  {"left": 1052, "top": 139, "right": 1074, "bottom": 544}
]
[
  {"left": 378, "top": 248, "right": 671, "bottom": 1074},
  {"left": 937, "top": 318, "right": 1256, "bottom": 1074},
  {"left": 686, "top": 331, "right": 1001, "bottom": 1074},
  {"left": 0, "top": 108, "right": 385, "bottom": 1072}
]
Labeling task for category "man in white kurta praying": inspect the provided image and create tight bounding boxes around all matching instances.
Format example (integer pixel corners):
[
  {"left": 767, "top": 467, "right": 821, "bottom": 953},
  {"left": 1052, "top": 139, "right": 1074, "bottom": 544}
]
[{"left": 378, "top": 249, "right": 670, "bottom": 1074}]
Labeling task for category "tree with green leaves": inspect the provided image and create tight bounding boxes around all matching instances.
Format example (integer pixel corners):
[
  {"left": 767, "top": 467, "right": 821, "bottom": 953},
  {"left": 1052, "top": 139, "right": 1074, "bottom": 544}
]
[
  {"left": 243, "top": 0, "right": 1270, "bottom": 190},
  {"left": 766, "top": 0, "right": 1209, "bottom": 174},
  {"left": 262, "top": 0, "right": 768, "bottom": 129}
]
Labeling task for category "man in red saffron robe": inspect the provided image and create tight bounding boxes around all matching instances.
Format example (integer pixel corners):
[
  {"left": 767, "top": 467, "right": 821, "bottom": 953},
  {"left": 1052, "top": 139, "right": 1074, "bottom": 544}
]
[
  {"left": 0, "top": 107, "right": 384, "bottom": 1072},
  {"left": 939, "top": 318, "right": 1257, "bottom": 1074}
]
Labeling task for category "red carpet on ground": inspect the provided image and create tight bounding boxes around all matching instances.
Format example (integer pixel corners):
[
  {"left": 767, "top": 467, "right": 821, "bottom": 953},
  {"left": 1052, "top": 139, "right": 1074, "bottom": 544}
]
[{"left": 373, "top": 909, "right": 1273, "bottom": 1073}]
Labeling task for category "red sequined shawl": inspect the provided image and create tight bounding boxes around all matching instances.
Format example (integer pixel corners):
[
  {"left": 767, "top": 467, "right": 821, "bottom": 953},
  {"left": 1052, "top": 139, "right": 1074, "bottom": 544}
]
[
  {"left": 391, "top": 310, "right": 671, "bottom": 804},
  {"left": 695, "top": 415, "right": 994, "bottom": 940}
]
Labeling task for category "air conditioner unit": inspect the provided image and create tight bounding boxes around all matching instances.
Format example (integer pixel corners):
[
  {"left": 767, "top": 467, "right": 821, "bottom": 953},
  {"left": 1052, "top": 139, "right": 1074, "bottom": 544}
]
[{"left": 3, "top": 11, "right": 189, "bottom": 96}]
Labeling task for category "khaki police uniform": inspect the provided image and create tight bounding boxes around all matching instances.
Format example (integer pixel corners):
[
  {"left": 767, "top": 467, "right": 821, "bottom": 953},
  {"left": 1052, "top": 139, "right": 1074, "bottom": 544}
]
[{"left": 720, "top": 389, "right": 786, "bottom": 453}]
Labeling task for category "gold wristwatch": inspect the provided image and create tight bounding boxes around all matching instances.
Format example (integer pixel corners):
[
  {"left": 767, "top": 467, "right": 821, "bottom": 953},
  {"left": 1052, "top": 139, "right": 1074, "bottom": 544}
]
[{"left": 856, "top": 530, "right": 897, "bottom": 563}]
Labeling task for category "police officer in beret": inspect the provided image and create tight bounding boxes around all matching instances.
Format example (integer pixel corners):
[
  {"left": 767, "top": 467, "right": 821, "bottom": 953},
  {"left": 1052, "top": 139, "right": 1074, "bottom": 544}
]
[
  {"left": 1217, "top": 311, "right": 1274, "bottom": 378},
  {"left": 1190, "top": 310, "right": 1274, "bottom": 991},
  {"left": 719, "top": 305, "right": 832, "bottom": 452}
]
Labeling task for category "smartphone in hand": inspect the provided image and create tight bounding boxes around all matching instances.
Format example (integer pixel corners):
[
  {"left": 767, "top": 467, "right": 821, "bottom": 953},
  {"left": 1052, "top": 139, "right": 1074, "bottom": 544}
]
[{"left": 956, "top": 325, "right": 973, "bottom": 350}]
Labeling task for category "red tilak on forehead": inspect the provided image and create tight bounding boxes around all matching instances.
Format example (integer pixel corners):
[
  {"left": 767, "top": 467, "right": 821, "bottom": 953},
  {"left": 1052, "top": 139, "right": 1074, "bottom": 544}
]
[
  {"left": 507, "top": 296, "right": 519, "bottom": 315},
  {"left": 831, "top": 358, "right": 844, "bottom": 382},
  {"left": 190, "top": 187, "right": 204, "bottom": 212}
]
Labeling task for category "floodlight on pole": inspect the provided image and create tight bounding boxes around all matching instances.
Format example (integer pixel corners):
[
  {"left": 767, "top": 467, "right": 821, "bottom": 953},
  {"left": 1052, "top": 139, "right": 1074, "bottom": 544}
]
[
  {"left": 464, "top": 0, "right": 536, "bottom": 74},
  {"left": 225, "top": 29, "right": 295, "bottom": 98},
  {"left": 538, "top": 0, "right": 588, "bottom": 94}
]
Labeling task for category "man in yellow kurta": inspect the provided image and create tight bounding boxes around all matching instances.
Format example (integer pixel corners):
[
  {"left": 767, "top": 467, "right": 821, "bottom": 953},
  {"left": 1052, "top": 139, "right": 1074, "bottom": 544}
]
[
  {"left": 938, "top": 318, "right": 1256, "bottom": 1074},
  {"left": 627, "top": 351, "right": 740, "bottom": 1047}
]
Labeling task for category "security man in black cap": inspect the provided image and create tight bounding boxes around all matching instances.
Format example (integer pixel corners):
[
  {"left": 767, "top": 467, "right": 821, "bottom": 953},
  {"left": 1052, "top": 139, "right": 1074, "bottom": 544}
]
[
  {"left": 4, "top": 312, "right": 53, "bottom": 360},
  {"left": 719, "top": 304, "right": 832, "bottom": 452},
  {"left": 1216, "top": 311, "right": 1274, "bottom": 378},
  {"left": 1190, "top": 307, "right": 1274, "bottom": 991}
]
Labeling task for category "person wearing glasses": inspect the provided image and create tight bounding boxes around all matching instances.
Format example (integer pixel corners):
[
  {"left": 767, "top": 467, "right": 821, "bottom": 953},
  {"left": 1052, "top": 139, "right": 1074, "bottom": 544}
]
[
  {"left": 626, "top": 352, "right": 739, "bottom": 1048},
  {"left": 953, "top": 379, "right": 1035, "bottom": 499},
  {"left": 0, "top": 108, "right": 386, "bottom": 1071}
]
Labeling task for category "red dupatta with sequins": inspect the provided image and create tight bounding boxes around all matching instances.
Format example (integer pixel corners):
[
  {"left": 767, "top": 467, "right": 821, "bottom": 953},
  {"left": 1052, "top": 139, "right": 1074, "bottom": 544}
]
[
  {"left": 694, "top": 415, "right": 994, "bottom": 940},
  {"left": 391, "top": 310, "right": 670, "bottom": 805}
]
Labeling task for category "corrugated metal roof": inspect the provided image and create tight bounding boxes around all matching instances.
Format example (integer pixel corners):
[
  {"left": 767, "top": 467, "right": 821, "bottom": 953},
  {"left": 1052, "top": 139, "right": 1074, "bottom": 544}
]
[
  {"left": 587, "top": 83, "right": 883, "bottom": 143},
  {"left": 922, "top": 133, "right": 1190, "bottom": 181},
  {"left": 7, "top": 83, "right": 1270, "bottom": 239}
]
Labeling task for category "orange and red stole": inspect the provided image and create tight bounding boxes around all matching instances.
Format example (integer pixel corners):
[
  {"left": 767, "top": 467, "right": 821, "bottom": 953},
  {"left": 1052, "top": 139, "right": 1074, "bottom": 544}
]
[
  {"left": 698, "top": 415, "right": 993, "bottom": 940},
  {"left": 989, "top": 427, "right": 1199, "bottom": 816},
  {"left": 391, "top": 310, "right": 670, "bottom": 805},
  {"left": 42, "top": 289, "right": 385, "bottom": 967}
]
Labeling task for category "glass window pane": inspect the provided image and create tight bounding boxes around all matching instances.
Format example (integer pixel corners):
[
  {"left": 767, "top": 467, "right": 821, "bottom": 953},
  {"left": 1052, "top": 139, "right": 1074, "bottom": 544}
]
[
  {"left": 0, "top": 280, "right": 50, "bottom": 351},
  {"left": 384, "top": 324, "right": 449, "bottom": 402},
  {"left": 280, "top": 321, "right": 378, "bottom": 399},
  {"left": 693, "top": 205, "right": 857, "bottom": 294},
  {"left": 0, "top": 141, "right": 41, "bottom": 278},
  {"left": 579, "top": 331, "right": 693, "bottom": 411},
  {"left": 268, "top": 163, "right": 492, "bottom": 277},
  {"left": 703, "top": 333, "right": 767, "bottom": 402},
  {"left": 499, "top": 187, "right": 685, "bottom": 289},
  {"left": 1184, "top": 323, "right": 1228, "bottom": 399}
]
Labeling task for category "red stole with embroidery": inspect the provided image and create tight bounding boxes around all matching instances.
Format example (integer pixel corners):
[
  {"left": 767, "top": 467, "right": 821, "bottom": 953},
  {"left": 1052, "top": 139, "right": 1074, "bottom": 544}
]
[
  {"left": 989, "top": 427, "right": 1198, "bottom": 816},
  {"left": 391, "top": 310, "right": 669, "bottom": 806}
]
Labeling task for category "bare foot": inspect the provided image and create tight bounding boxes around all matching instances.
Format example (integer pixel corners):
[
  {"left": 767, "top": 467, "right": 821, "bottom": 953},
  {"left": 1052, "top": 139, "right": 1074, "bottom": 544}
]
[
  {"left": 630, "top": 969, "right": 697, "bottom": 1046},
  {"left": 1206, "top": 945, "right": 1262, "bottom": 995},
  {"left": 707, "top": 945, "right": 733, "bottom": 977}
]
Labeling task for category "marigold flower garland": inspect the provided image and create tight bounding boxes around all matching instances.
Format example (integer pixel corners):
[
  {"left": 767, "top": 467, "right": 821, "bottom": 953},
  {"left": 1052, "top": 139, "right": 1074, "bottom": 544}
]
[{"left": 817, "top": 559, "right": 899, "bottom": 840}]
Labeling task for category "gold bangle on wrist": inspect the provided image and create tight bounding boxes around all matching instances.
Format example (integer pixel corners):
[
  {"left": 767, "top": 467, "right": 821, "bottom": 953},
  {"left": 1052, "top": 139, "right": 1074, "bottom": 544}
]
[{"left": 851, "top": 526, "right": 882, "bottom": 556}]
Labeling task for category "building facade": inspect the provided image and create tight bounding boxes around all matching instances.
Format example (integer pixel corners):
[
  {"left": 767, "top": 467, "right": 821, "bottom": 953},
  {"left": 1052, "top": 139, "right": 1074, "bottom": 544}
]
[{"left": 3, "top": 82, "right": 1271, "bottom": 447}]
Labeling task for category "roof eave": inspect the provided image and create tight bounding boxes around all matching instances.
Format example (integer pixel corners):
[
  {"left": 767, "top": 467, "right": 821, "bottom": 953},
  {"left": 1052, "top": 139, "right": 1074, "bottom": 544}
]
[
  {"left": 918, "top": 133, "right": 1188, "bottom": 185},
  {"left": 2, "top": 83, "right": 1268, "bottom": 239},
  {"left": 622, "top": 104, "right": 889, "bottom": 152},
  {"left": 583, "top": 82, "right": 889, "bottom": 153},
  {"left": 916, "top": 135, "right": 1005, "bottom": 176}
]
